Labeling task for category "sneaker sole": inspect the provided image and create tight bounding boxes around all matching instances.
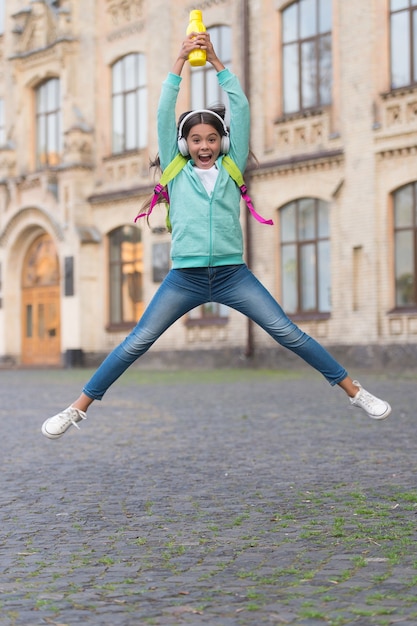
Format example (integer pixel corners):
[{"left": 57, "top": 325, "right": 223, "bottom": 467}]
[{"left": 369, "top": 403, "right": 392, "bottom": 420}]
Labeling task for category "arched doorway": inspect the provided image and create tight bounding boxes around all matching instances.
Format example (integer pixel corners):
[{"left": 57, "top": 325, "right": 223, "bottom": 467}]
[{"left": 21, "top": 234, "right": 61, "bottom": 366}]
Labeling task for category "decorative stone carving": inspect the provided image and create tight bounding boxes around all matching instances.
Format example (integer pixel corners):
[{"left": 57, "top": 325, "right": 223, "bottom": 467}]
[
  {"left": 386, "top": 105, "right": 401, "bottom": 126},
  {"left": 63, "top": 126, "right": 93, "bottom": 167},
  {"left": 11, "top": 0, "right": 73, "bottom": 57},
  {"left": 61, "top": 105, "right": 93, "bottom": 167},
  {"left": 106, "top": 0, "right": 143, "bottom": 26},
  {"left": 377, "top": 87, "right": 417, "bottom": 135},
  {"left": 0, "top": 149, "right": 16, "bottom": 179},
  {"left": 407, "top": 101, "right": 417, "bottom": 123},
  {"left": 274, "top": 113, "right": 329, "bottom": 154}
]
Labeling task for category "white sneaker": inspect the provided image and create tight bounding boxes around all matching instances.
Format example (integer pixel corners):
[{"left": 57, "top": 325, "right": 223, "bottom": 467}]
[
  {"left": 350, "top": 381, "right": 391, "bottom": 420},
  {"left": 41, "top": 406, "right": 87, "bottom": 439}
]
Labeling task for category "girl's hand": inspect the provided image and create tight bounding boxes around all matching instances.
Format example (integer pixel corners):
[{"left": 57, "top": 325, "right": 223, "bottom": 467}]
[
  {"left": 172, "top": 34, "right": 203, "bottom": 75},
  {"left": 201, "top": 33, "right": 217, "bottom": 63},
  {"left": 178, "top": 33, "right": 205, "bottom": 60},
  {"left": 173, "top": 33, "right": 225, "bottom": 75},
  {"left": 198, "top": 32, "right": 225, "bottom": 72}
]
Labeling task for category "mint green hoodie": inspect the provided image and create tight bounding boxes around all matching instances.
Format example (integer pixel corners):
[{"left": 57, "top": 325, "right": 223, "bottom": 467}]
[{"left": 157, "top": 69, "right": 250, "bottom": 268}]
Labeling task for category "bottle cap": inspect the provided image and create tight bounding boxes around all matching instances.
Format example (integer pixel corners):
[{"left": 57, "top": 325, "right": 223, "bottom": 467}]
[{"left": 190, "top": 10, "right": 203, "bottom": 20}]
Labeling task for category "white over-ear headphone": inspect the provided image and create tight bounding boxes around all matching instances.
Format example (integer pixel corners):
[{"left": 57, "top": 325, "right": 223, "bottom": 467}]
[{"left": 177, "top": 109, "right": 230, "bottom": 156}]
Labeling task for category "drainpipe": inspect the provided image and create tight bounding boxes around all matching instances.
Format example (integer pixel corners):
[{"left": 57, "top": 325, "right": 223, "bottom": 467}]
[{"left": 242, "top": 0, "right": 254, "bottom": 358}]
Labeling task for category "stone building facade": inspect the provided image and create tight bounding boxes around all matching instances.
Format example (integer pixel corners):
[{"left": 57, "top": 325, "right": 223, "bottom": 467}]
[{"left": 0, "top": 0, "right": 415, "bottom": 369}]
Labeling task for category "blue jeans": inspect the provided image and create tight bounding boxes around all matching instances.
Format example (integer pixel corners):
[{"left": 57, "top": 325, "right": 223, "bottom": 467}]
[{"left": 83, "top": 265, "right": 348, "bottom": 400}]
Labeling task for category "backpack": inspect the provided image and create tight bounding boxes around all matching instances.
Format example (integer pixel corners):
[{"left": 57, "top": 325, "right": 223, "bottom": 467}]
[{"left": 134, "top": 153, "right": 273, "bottom": 232}]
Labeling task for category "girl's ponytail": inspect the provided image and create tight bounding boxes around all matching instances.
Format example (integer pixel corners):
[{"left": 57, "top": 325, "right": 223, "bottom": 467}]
[{"left": 139, "top": 155, "right": 164, "bottom": 228}]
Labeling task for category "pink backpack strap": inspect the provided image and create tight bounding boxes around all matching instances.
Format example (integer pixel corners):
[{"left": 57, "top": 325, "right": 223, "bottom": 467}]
[
  {"left": 134, "top": 154, "right": 187, "bottom": 224},
  {"left": 134, "top": 184, "right": 169, "bottom": 223},
  {"left": 221, "top": 155, "right": 274, "bottom": 226},
  {"left": 239, "top": 183, "right": 273, "bottom": 226}
]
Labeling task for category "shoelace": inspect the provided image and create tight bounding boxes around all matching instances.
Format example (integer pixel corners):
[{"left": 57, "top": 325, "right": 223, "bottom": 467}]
[
  {"left": 357, "top": 389, "right": 381, "bottom": 408},
  {"left": 353, "top": 390, "right": 386, "bottom": 417},
  {"left": 59, "top": 408, "right": 86, "bottom": 430}
]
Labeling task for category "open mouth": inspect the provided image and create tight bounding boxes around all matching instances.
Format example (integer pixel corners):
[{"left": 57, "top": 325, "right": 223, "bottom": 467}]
[{"left": 198, "top": 154, "right": 212, "bottom": 165}]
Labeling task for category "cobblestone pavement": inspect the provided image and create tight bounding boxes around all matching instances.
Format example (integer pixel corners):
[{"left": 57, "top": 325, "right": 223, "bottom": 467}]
[{"left": 1, "top": 366, "right": 417, "bottom": 626}]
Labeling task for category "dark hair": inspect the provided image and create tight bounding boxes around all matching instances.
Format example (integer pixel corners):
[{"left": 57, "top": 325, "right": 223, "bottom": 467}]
[{"left": 178, "top": 104, "right": 228, "bottom": 140}]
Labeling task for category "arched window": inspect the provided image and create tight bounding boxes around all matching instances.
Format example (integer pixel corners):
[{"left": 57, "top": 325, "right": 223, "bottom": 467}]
[
  {"left": 390, "top": 0, "right": 417, "bottom": 89},
  {"left": 108, "top": 225, "right": 144, "bottom": 326},
  {"left": 280, "top": 198, "right": 331, "bottom": 314},
  {"left": 188, "top": 25, "right": 232, "bottom": 323},
  {"left": 281, "top": 0, "right": 332, "bottom": 114},
  {"left": 393, "top": 182, "right": 417, "bottom": 307},
  {"left": 112, "top": 53, "right": 147, "bottom": 154},
  {"left": 36, "top": 78, "right": 61, "bottom": 167}
]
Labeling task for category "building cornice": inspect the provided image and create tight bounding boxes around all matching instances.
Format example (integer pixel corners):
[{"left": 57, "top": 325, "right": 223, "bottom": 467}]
[
  {"left": 9, "top": 36, "right": 76, "bottom": 61},
  {"left": 88, "top": 185, "right": 152, "bottom": 205},
  {"left": 248, "top": 149, "right": 344, "bottom": 178}
]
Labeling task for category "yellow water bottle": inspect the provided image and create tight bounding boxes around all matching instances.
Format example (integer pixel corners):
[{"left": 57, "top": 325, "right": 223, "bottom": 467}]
[{"left": 187, "top": 10, "right": 206, "bottom": 67}]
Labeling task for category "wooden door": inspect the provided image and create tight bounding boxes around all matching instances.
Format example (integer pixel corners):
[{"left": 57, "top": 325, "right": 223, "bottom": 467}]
[{"left": 21, "top": 235, "right": 61, "bottom": 366}]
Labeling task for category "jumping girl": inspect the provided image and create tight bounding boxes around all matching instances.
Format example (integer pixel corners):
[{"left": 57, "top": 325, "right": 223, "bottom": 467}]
[{"left": 42, "top": 33, "right": 391, "bottom": 440}]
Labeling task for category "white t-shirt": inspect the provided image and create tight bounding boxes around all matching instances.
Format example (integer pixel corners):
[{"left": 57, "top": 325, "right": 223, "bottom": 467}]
[{"left": 194, "top": 165, "right": 219, "bottom": 196}]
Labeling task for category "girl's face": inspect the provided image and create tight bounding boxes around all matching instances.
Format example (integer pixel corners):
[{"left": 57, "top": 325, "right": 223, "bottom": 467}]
[{"left": 186, "top": 123, "right": 222, "bottom": 169}]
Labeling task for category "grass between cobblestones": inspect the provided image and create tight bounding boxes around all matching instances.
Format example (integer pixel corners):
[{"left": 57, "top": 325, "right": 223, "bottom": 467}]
[
  {"left": 4, "top": 486, "right": 417, "bottom": 625},
  {"left": 1, "top": 368, "right": 416, "bottom": 625}
]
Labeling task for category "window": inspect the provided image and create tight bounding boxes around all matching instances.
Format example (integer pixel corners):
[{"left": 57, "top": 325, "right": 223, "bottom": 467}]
[
  {"left": 188, "top": 303, "right": 229, "bottom": 323},
  {"left": 390, "top": 0, "right": 417, "bottom": 89},
  {"left": 109, "top": 226, "right": 144, "bottom": 326},
  {"left": 393, "top": 182, "right": 417, "bottom": 307},
  {"left": 0, "top": 98, "right": 5, "bottom": 145},
  {"left": 112, "top": 53, "right": 147, "bottom": 154},
  {"left": 280, "top": 198, "right": 331, "bottom": 314},
  {"left": 189, "top": 25, "right": 231, "bottom": 323},
  {"left": 282, "top": 0, "right": 332, "bottom": 114},
  {"left": 36, "top": 79, "right": 61, "bottom": 167},
  {"left": 191, "top": 25, "right": 231, "bottom": 113}
]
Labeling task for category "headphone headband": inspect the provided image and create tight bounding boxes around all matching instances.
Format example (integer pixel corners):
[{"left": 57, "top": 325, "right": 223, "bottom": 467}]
[
  {"left": 177, "top": 109, "right": 230, "bottom": 156},
  {"left": 178, "top": 109, "right": 228, "bottom": 139}
]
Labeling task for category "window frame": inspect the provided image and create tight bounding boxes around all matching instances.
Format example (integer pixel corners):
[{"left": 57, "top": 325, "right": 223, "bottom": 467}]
[
  {"left": 190, "top": 24, "right": 232, "bottom": 115},
  {"left": 186, "top": 302, "right": 230, "bottom": 326},
  {"left": 111, "top": 52, "right": 147, "bottom": 155},
  {"left": 390, "top": 0, "right": 417, "bottom": 89},
  {"left": 188, "top": 24, "right": 232, "bottom": 324},
  {"left": 35, "top": 78, "right": 61, "bottom": 169},
  {"left": 281, "top": 0, "right": 333, "bottom": 115},
  {"left": 279, "top": 197, "right": 331, "bottom": 318},
  {"left": 393, "top": 182, "right": 417, "bottom": 310},
  {"left": 107, "top": 225, "right": 144, "bottom": 329}
]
